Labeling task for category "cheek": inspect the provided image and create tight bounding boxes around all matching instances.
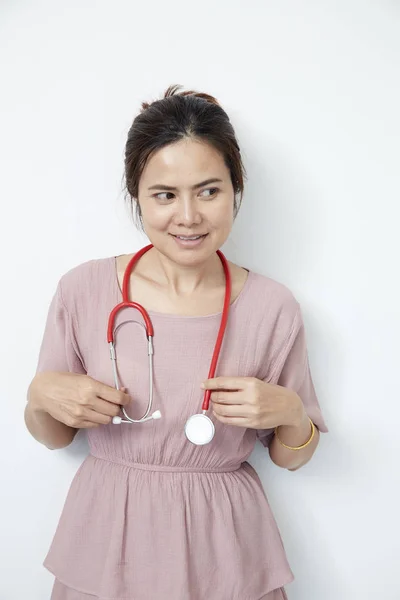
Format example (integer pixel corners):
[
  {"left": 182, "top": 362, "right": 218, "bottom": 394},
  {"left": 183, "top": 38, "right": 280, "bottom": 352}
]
[
  {"left": 142, "top": 205, "right": 171, "bottom": 230},
  {"left": 210, "top": 204, "right": 234, "bottom": 231}
]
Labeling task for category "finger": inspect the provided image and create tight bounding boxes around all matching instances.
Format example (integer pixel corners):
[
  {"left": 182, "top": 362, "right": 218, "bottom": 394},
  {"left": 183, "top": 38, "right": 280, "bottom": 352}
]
[
  {"left": 212, "top": 412, "right": 248, "bottom": 426},
  {"left": 202, "top": 377, "right": 251, "bottom": 391},
  {"left": 91, "top": 397, "right": 123, "bottom": 418},
  {"left": 210, "top": 391, "right": 244, "bottom": 405},
  {"left": 92, "top": 380, "right": 131, "bottom": 406},
  {"left": 83, "top": 408, "right": 113, "bottom": 426},
  {"left": 212, "top": 402, "right": 249, "bottom": 418}
]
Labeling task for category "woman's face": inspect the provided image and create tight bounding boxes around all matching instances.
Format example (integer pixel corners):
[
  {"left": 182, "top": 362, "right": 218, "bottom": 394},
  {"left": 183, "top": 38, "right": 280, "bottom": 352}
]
[{"left": 137, "top": 138, "right": 235, "bottom": 266}]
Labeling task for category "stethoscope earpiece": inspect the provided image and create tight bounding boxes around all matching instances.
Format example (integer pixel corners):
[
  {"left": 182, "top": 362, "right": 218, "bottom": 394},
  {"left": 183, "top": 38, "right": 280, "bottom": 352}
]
[
  {"left": 112, "top": 410, "right": 162, "bottom": 425},
  {"left": 108, "top": 244, "right": 231, "bottom": 445}
]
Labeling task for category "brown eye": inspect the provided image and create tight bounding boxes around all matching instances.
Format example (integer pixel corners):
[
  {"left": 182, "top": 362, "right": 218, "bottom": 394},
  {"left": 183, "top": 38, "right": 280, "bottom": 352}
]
[
  {"left": 154, "top": 192, "right": 174, "bottom": 201},
  {"left": 200, "top": 188, "right": 219, "bottom": 198}
]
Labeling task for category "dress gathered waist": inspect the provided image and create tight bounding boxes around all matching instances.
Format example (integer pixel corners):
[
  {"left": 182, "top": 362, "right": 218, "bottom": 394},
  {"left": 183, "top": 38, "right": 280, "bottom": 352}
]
[{"left": 90, "top": 452, "right": 243, "bottom": 473}]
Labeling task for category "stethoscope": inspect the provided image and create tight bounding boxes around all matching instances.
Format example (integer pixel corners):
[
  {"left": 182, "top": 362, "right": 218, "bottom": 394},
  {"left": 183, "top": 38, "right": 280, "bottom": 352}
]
[{"left": 107, "top": 243, "right": 232, "bottom": 445}]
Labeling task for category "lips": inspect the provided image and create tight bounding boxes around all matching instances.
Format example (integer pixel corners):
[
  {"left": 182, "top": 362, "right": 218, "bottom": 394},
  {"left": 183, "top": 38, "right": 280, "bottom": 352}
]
[
  {"left": 171, "top": 234, "right": 207, "bottom": 239},
  {"left": 173, "top": 235, "right": 206, "bottom": 240}
]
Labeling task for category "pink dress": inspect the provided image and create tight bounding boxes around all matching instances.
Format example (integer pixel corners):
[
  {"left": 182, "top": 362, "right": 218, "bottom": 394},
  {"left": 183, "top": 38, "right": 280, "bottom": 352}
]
[{"left": 35, "top": 257, "right": 328, "bottom": 600}]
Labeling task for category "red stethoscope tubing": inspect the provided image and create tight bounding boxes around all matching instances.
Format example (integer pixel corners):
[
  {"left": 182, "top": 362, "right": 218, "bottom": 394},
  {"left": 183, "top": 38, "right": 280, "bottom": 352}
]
[{"left": 107, "top": 243, "right": 231, "bottom": 412}]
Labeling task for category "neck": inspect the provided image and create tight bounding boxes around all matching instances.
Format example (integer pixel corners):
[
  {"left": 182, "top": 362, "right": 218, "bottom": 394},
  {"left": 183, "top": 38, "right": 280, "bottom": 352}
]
[{"left": 148, "top": 247, "right": 224, "bottom": 296}]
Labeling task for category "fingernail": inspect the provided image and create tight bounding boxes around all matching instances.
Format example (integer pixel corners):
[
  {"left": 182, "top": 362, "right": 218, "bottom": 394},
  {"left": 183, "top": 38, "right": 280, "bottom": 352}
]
[{"left": 200, "top": 383, "right": 205, "bottom": 389}]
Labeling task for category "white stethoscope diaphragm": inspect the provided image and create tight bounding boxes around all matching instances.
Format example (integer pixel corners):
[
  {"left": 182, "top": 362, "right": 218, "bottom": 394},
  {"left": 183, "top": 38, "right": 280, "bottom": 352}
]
[{"left": 184, "top": 413, "right": 215, "bottom": 445}]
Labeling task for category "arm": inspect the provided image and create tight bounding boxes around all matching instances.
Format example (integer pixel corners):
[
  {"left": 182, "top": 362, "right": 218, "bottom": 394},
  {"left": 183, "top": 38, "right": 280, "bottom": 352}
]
[
  {"left": 27, "top": 280, "right": 84, "bottom": 449},
  {"left": 268, "top": 400, "right": 320, "bottom": 470},
  {"left": 25, "top": 373, "right": 78, "bottom": 450},
  {"left": 27, "top": 281, "right": 132, "bottom": 450},
  {"left": 205, "top": 305, "right": 328, "bottom": 470},
  {"left": 258, "top": 308, "right": 328, "bottom": 471},
  {"left": 24, "top": 371, "right": 131, "bottom": 450},
  {"left": 266, "top": 307, "right": 328, "bottom": 470}
]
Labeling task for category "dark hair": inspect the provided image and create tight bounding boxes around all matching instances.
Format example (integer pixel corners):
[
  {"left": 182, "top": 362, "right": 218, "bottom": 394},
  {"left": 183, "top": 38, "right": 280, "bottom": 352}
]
[{"left": 123, "top": 84, "right": 246, "bottom": 229}]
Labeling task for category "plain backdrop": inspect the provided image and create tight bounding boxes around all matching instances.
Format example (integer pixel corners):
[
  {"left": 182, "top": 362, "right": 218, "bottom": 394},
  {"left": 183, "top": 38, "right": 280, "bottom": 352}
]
[{"left": 0, "top": 1, "right": 399, "bottom": 599}]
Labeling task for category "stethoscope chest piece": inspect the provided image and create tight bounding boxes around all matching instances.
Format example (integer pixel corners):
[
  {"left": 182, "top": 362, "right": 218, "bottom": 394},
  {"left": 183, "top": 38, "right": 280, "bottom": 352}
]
[{"left": 185, "top": 413, "right": 215, "bottom": 446}]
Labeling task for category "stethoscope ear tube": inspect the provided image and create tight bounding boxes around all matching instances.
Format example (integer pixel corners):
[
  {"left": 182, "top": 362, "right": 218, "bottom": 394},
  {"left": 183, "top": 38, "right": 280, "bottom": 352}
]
[
  {"left": 201, "top": 250, "right": 231, "bottom": 412},
  {"left": 107, "top": 301, "right": 154, "bottom": 344},
  {"left": 108, "top": 333, "right": 158, "bottom": 424}
]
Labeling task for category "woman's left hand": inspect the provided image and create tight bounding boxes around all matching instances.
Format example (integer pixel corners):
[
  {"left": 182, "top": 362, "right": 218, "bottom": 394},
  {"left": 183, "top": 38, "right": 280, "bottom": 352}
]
[{"left": 201, "top": 377, "right": 306, "bottom": 430}]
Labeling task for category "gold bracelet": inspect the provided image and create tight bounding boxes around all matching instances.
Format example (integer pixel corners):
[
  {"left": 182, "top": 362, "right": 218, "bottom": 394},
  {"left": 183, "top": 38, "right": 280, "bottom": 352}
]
[{"left": 274, "top": 417, "right": 315, "bottom": 451}]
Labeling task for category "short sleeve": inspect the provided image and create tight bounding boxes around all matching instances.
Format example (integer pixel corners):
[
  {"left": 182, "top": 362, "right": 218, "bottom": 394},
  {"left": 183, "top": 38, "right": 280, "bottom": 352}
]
[
  {"left": 257, "top": 306, "right": 328, "bottom": 448},
  {"left": 35, "top": 281, "right": 86, "bottom": 375}
]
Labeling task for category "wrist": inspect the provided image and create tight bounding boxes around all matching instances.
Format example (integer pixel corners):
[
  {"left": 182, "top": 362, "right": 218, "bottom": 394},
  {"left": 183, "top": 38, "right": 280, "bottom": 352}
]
[
  {"left": 274, "top": 416, "right": 314, "bottom": 451},
  {"left": 275, "top": 393, "right": 311, "bottom": 445},
  {"left": 275, "top": 410, "right": 312, "bottom": 448},
  {"left": 282, "top": 391, "right": 307, "bottom": 428}
]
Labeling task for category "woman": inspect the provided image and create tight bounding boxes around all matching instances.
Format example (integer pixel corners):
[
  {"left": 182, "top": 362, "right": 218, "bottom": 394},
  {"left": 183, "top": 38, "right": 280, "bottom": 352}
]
[{"left": 25, "top": 85, "right": 328, "bottom": 600}]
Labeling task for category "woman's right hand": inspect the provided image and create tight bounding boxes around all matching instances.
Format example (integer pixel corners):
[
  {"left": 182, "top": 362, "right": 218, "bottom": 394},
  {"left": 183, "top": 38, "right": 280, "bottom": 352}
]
[{"left": 28, "top": 371, "right": 131, "bottom": 429}]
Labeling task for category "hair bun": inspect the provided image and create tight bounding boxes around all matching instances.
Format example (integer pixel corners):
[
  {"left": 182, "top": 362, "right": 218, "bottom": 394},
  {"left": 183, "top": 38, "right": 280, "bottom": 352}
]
[
  {"left": 164, "top": 84, "right": 220, "bottom": 107},
  {"left": 140, "top": 84, "right": 221, "bottom": 113}
]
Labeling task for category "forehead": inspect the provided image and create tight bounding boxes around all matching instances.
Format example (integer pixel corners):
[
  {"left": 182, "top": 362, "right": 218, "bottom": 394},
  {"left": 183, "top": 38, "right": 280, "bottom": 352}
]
[{"left": 140, "top": 138, "right": 229, "bottom": 185}]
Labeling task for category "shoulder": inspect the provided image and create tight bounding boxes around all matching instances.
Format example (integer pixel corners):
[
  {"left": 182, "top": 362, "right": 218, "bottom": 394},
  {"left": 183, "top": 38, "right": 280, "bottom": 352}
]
[
  {"left": 57, "top": 256, "right": 115, "bottom": 308},
  {"left": 244, "top": 269, "right": 302, "bottom": 334},
  {"left": 248, "top": 269, "right": 299, "bottom": 312}
]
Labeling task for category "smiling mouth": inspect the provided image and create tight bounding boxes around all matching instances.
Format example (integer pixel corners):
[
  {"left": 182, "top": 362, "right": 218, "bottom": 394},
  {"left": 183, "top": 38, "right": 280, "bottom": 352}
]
[{"left": 171, "top": 234, "right": 208, "bottom": 240}]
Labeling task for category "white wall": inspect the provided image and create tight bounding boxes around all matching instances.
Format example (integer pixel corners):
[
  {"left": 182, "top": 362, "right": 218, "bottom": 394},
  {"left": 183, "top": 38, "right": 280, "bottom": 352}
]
[{"left": 1, "top": 1, "right": 399, "bottom": 598}]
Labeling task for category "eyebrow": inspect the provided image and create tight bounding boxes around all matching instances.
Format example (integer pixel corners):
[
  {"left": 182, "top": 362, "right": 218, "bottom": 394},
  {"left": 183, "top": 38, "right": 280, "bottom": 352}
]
[{"left": 148, "top": 178, "right": 223, "bottom": 191}]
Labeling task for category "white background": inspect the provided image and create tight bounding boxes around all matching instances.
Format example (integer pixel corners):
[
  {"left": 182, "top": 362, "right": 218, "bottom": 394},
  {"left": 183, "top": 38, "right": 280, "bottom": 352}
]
[{"left": 1, "top": 1, "right": 399, "bottom": 599}]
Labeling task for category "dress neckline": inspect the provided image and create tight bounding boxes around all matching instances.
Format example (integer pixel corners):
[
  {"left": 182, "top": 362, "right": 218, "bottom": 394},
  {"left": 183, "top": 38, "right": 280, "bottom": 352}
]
[{"left": 111, "top": 256, "right": 254, "bottom": 320}]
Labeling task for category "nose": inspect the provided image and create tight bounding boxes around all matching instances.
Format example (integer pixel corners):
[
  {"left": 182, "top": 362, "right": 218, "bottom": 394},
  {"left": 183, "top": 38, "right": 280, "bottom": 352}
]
[{"left": 174, "top": 196, "right": 202, "bottom": 227}]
